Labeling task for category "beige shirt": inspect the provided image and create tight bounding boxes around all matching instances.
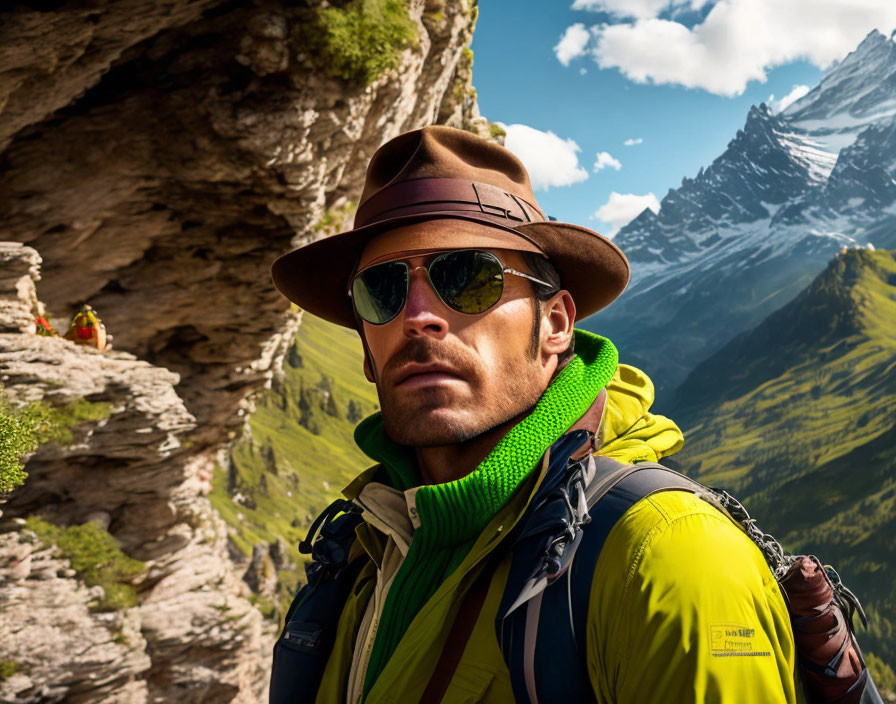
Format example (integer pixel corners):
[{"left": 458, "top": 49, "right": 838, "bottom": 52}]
[{"left": 345, "top": 482, "right": 422, "bottom": 704}]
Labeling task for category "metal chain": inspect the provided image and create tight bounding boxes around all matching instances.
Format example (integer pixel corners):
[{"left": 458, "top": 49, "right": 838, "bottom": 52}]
[
  {"left": 824, "top": 563, "right": 869, "bottom": 629},
  {"left": 705, "top": 486, "right": 794, "bottom": 580},
  {"left": 705, "top": 485, "right": 869, "bottom": 630}
]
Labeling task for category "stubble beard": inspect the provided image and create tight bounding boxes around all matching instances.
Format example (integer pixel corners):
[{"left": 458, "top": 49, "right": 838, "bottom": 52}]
[{"left": 378, "top": 349, "right": 545, "bottom": 447}]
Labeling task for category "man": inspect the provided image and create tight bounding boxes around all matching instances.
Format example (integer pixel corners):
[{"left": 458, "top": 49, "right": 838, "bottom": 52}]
[{"left": 270, "top": 125, "right": 804, "bottom": 703}]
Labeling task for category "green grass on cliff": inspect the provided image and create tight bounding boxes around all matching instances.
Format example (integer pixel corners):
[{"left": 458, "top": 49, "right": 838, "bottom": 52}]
[
  {"left": 291, "top": 0, "right": 418, "bottom": 84},
  {"left": 672, "top": 248, "right": 896, "bottom": 670},
  {"left": 209, "top": 312, "right": 379, "bottom": 620},
  {"left": 24, "top": 517, "right": 146, "bottom": 611}
]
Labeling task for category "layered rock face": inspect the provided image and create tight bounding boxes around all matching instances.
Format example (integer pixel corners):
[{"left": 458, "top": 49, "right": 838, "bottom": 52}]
[
  {"left": 0, "top": 242, "right": 268, "bottom": 702},
  {"left": 0, "top": 529, "right": 152, "bottom": 703},
  {"left": 0, "top": 0, "right": 483, "bottom": 701},
  {"left": 0, "top": 0, "right": 483, "bottom": 451}
]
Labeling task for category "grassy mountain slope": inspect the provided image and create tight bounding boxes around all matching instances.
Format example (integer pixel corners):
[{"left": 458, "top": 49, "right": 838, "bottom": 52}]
[
  {"left": 209, "top": 312, "right": 379, "bottom": 618},
  {"left": 671, "top": 247, "right": 896, "bottom": 671}
]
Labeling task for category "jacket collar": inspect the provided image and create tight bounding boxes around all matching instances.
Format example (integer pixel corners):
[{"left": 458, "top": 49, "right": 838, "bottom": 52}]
[{"left": 567, "top": 387, "right": 607, "bottom": 459}]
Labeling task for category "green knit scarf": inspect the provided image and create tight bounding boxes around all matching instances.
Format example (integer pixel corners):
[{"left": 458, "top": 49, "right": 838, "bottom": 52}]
[{"left": 354, "top": 328, "right": 618, "bottom": 699}]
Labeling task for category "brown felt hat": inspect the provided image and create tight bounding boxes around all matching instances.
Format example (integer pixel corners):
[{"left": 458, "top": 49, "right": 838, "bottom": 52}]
[{"left": 270, "top": 125, "right": 630, "bottom": 329}]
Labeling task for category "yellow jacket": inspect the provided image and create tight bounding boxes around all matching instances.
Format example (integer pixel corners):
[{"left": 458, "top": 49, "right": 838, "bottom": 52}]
[{"left": 313, "top": 363, "right": 805, "bottom": 703}]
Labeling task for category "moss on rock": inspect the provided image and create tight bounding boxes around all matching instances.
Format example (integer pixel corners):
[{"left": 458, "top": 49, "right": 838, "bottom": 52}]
[
  {"left": 311, "top": 201, "right": 357, "bottom": 238},
  {"left": 0, "top": 659, "right": 20, "bottom": 682},
  {"left": 34, "top": 397, "right": 114, "bottom": 447},
  {"left": 291, "top": 0, "right": 418, "bottom": 85},
  {"left": 24, "top": 517, "right": 146, "bottom": 611}
]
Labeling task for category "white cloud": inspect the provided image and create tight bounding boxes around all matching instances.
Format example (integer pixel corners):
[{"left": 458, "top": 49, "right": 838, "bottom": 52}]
[
  {"left": 585, "top": 2, "right": 896, "bottom": 96},
  {"left": 593, "top": 151, "right": 622, "bottom": 171},
  {"left": 502, "top": 124, "right": 589, "bottom": 191},
  {"left": 623, "top": 137, "right": 643, "bottom": 146},
  {"left": 554, "top": 23, "right": 592, "bottom": 66},
  {"left": 579, "top": 66, "right": 588, "bottom": 75},
  {"left": 767, "top": 84, "right": 811, "bottom": 112},
  {"left": 571, "top": 0, "right": 705, "bottom": 21},
  {"left": 594, "top": 191, "right": 660, "bottom": 236}
]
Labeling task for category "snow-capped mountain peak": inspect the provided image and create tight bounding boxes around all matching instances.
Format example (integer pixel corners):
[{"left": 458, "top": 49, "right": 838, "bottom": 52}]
[
  {"left": 582, "top": 29, "right": 896, "bottom": 404},
  {"left": 612, "top": 102, "right": 828, "bottom": 266},
  {"left": 784, "top": 28, "right": 896, "bottom": 153}
]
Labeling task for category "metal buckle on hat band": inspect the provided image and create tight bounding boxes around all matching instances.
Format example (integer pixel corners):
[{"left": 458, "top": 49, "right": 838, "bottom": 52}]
[{"left": 471, "top": 182, "right": 535, "bottom": 223}]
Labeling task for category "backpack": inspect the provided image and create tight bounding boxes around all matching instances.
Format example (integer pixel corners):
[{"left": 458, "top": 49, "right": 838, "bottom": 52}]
[
  {"left": 269, "top": 428, "right": 883, "bottom": 704},
  {"left": 491, "top": 430, "right": 883, "bottom": 704},
  {"left": 270, "top": 499, "right": 366, "bottom": 704}
]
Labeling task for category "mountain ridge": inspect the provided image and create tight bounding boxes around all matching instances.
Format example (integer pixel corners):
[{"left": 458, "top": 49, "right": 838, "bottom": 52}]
[
  {"left": 669, "top": 248, "right": 896, "bottom": 669},
  {"left": 672, "top": 247, "right": 876, "bottom": 419}
]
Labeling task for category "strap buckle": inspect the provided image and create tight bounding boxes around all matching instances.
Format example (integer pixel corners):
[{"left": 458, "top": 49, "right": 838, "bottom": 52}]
[{"left": 471, "top": 182, "right": 535, "bottom": 223}]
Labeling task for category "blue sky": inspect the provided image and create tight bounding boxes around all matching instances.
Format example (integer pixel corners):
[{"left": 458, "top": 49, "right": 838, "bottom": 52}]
[{"left": 469, "top": 1, "right": 896, "bottom": 237}]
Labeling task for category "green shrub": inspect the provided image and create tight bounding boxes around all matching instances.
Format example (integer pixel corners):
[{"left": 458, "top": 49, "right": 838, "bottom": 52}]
[
  {"left": 0, "top": 391, "right": 38, "bottom": 493},
  {"left": 0, "top": 387, "right": 113, "bottom": 494},
  {"left": 24, "top": 517, "right": 146, "bottom": 611},
  {"left": 292, "top": 0, "right": 418, "bottom": 84},
  {"left": 489, "top": 122, "right": 506, "bottom": 139}
]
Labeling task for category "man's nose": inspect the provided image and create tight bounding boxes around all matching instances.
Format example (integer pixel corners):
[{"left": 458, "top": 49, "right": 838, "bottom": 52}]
[{"left": 402, "top": 267, "right": 449, "bottom": 337}]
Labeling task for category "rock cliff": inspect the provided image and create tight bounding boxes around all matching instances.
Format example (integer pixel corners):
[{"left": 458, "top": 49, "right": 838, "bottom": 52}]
[
  {"left": 1, "top": 241, "right": 269, "bottom": 702},
  {"left": 0, "top": 0, "right": 485, "bottom": 701}
]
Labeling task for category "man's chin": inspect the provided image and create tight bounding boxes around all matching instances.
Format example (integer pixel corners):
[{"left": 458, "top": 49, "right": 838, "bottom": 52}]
[{"left": 382, "top": 406, "right": 484, "bottom": 447}]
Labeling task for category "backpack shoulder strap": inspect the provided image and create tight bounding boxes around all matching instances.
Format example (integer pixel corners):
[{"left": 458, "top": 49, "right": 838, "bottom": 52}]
[
  {"left": 269, "top": 498, "right": 368, "bottom": 704},
  {"left": 568, "top": 457, "right": 704, "bottom": 667},
  {"left": 498, "top": 455, "right": 706, "bottom": 704}
]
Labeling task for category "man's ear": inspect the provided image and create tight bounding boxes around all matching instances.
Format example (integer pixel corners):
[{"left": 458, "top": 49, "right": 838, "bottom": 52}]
[
  {"left": 362, "top": 347, "right": 375, "bottom": 383},
  {"left": 540, "top": 290, "right": 576, "bottom": 357}
]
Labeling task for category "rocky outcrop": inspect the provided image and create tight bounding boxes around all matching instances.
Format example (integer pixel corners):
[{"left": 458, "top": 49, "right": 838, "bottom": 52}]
[
  {"left": 0, "top": 0, "right": 483, "bottom": 701},
  {"left": 0, "top": 244, "right": 42, "bottom": 335},
  {"left": 0, "top": 528, "right": 151, "bottom": 703},
  {"left": 0, "top": 243, "right": 268, "bottom": 702}
]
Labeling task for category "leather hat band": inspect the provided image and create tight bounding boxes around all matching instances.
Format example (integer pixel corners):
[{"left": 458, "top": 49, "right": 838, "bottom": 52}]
[{"left": 354, "top": 177, "right": 546, "bottom": 229}]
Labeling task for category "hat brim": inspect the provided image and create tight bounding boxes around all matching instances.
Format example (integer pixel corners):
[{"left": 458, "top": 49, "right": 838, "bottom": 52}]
[{"left": 270, "top": 212, "right": 630, "bottom": 329}]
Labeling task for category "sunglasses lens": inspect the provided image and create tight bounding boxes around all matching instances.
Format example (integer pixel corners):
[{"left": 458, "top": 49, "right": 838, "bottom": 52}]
[
  {"left": 352, "top": 261, "right": 408, "bottom": 324},
  {"left": 429, "top": 250, "right": 504, "bottom": 314}
]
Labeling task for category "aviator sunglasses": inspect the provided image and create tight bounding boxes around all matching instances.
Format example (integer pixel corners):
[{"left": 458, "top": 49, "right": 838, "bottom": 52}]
[{"left": 348, "top": 249, "right": 553, "bottom": 325}]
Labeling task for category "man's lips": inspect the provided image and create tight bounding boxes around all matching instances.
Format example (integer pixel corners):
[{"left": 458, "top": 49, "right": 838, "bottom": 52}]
[
  {"left": 395, "top": 363, "right": 465, "bottom": 388},
  {"left": 397, "top": 372, "right": 465, "bottom": 389}
]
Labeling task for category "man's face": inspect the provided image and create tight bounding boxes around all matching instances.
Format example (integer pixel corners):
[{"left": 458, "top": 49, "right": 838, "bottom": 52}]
[{"left": 357, "top": 245, "right": 553, "bottom": 447}]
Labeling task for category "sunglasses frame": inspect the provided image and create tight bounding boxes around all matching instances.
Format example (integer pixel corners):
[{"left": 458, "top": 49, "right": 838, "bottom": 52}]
[{"left": 347, "top": 248, "right": 554, "bottom": 325}]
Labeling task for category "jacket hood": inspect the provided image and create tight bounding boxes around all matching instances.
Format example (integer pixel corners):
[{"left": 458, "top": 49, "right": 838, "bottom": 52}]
[{"left": 600, "top": 363, "right": 684, "bottom": 463}]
